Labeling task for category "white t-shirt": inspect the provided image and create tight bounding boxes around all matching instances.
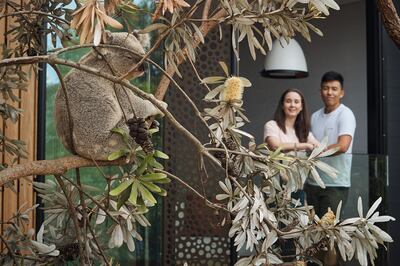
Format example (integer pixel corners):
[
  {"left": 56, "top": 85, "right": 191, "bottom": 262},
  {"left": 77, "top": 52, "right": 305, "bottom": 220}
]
[{"left": 307, "top": 104, "right": 356, "bottom": 187}]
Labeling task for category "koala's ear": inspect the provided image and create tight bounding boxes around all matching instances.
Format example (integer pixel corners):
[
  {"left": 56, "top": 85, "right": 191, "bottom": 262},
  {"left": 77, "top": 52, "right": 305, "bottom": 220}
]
[
  {"left": 132, "top": 30, "right": 150, "bottom": 51},
  {"left": 102, "top": 30, "right": 113, "bottom": 44}
]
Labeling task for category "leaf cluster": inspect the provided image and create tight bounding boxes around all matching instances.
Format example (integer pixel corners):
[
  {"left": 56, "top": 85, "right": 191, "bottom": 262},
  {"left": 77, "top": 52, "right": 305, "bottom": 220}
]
[{"left": 0, "top": 204, "right": 59, "bottom": 265}]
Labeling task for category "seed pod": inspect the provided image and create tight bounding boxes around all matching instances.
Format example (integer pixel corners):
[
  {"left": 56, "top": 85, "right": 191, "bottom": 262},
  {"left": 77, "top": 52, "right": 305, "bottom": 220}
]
[
  {"left": 141, "top": 139, "right": 154, "bottom": 154},
  {"left": 129, "top": 130, "right": 138, "bottom": 137},
  {"left": 126, "top": 118, "right": 138, "bottom": 125},
  {"left": 138, "top": 133, "right": 148, "bottom": 140},
  {"left": 129, "top": 124, "right": 138, "bottom": 131}
]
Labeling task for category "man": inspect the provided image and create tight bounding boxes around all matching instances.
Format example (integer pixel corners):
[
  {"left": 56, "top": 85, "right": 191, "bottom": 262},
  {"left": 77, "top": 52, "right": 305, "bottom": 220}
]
[
  {"left": 305, "top": 71, "right": 356, "bottom": 218},
  {"left": 305, "top": 71, "right": 356, "bottom": 266}
]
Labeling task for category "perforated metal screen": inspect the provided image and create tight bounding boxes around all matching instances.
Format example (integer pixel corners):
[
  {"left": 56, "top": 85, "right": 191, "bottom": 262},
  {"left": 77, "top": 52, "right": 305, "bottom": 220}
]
[{"left": 163, "top": 27, "right": 233, "bottom": 265}]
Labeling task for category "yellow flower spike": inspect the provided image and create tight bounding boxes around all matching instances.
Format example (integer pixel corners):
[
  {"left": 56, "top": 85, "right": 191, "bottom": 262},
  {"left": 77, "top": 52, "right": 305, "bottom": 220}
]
[
  {"left": 319, "top": 207, "right": 336, "bottom": 228},
  {"left": 220, "top": 77, "right": 244, "bottom": 102}
]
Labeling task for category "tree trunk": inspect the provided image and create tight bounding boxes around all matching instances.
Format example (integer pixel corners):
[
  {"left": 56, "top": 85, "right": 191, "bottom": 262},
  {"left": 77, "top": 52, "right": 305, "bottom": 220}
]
[{"left": 376, "top": 0, "right": 400, "bottom": 49}]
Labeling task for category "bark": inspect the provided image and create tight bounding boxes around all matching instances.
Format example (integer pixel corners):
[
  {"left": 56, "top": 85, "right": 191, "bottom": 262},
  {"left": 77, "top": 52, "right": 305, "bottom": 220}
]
[
  {"left": 0, "top": 156, "right": 126, "bottom": 186},
  {"left": 376, "top": 0, "right": 400, "bottom": 49}
]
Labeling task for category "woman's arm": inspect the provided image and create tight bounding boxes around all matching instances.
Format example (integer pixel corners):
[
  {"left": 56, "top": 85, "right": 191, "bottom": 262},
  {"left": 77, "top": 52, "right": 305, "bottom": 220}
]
[{"left": 265, "top": 136, "right": 314, "bottom": 152}]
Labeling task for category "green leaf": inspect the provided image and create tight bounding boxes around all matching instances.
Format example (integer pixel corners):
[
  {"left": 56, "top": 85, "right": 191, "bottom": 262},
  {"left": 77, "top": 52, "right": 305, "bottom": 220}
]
[
  {"left": 256, "top": 143, "right": 268, "bottom": 150},
  {"left": 136, "top": 204, "right": 148, "bottom": 214},
  {"left": 138, "top": 184, "right": 157, "bottom": 205},
  {"left": 156, "top": 188, "right": 167, "bottom": 196},
  {"left": 111, "top": 127, "right": 126, "bottom": 136},
  {"left": 136, "top": 161, "right": 148, "bottom": 175},
  {"left": 148, "top": 128, "right": 159, "bottom": 135},
  {"left": 140, "top": 173, "right": 167, "bottom": 181},
  {"left": 154, "top": 150, "right": 169, "bottom": 159},
  {"left": 108, "top": 149, "right": 129, "bottom": 161},
  {"left": 141, "top": 181, "right": 162, "bottom": 193},
  {"left": 111, "top": 127, "right": 129, "bottom": 144},
  {"left": 152, "top": 177, "right": 171, "bottom": 184},
  {"left": 270, "top": 146, "right": 283, "bottom": 158},
  {"left": 148, "top": 157, "right": 164, "bottom": 169},
  {"left": 128, "top": 181, "right": 139, "bottom": 205},
  {"left": 117, "top": 188, "right": 131, "bottom": 210},
  {"left": 110, "top": 179, "right": 134, "bottom": 196}
]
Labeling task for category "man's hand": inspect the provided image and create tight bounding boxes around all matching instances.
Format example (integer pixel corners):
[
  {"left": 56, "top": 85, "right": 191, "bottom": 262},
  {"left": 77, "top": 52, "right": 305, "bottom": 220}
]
[{"left": 327, "top": 135, "right": 353, "bottom": 154}]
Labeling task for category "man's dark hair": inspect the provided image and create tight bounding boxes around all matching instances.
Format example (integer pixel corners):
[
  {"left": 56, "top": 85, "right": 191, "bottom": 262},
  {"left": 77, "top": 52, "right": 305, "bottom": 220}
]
[{"left": 321, "top": 71, "right": 344, "bottom": 87}]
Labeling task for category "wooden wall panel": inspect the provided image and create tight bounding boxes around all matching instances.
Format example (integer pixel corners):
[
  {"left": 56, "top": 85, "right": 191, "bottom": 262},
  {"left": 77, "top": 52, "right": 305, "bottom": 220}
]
[
  {"left": 0, "top": 1, "right": 5, "bottom": 244},
  {"left": 2, "top": 0, "right": 21, "bottom": 227},
  {"left": 19, "top": 65, "right": 37, "bottom": 231},
  {"left": 1, "top": 0, "right": 38, "bottom": 235}
]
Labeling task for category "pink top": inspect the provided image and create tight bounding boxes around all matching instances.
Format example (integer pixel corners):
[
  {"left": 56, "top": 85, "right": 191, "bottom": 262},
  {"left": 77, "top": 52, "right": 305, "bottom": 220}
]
[{"left": 263, "top": 120, "right": 317, "bottom": 144}]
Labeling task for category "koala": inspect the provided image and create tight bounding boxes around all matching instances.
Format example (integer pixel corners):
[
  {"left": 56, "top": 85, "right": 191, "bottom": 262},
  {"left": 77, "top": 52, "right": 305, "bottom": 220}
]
[{"left": 54, "top": 31, "right": 167, "bottom": 160}]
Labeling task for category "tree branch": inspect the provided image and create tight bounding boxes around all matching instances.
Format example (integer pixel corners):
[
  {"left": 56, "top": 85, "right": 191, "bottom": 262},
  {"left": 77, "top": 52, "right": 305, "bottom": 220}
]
[
  {"left": 54, "top": 175, "right": 86, "bottom": 265},
  {"left": 0, "top": 155, "right": 126, "bottom": 186},
  {"left": 376, "top": 0, "right": 400, "bottom": 49},
  {"left": 156, "top": 169, "right": 230, "bottom": 213}
]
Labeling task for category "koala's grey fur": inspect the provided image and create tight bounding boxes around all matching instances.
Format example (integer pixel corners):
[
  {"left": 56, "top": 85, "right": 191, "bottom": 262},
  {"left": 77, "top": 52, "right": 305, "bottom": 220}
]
[{"left": 54, "top": 32, "right": 166, "bottom": 160}]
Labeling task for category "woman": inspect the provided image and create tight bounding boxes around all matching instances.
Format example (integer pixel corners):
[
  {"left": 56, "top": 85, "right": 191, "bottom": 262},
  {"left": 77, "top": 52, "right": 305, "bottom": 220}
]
[
  {"left": 264, "top": 89, "right": 319, "bottom": 204},
  {"left": 264, "top": 89, "right": 319, "bottom": 152}
]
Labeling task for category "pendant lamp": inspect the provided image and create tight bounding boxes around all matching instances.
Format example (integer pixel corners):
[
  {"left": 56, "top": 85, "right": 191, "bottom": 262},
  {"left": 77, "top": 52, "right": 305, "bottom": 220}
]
[{"left": 260, "top": 38, "right": 308, "bottom": 79}]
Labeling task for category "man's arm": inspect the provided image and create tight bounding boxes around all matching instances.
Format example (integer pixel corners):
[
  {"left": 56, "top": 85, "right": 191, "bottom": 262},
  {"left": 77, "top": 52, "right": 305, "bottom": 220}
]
[{"left": 326, "top": 134, "right": 353, "bottom": 154}]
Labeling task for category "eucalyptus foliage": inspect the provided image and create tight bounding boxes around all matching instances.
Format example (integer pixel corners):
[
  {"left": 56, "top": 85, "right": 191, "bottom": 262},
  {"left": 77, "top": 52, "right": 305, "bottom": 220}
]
[{"left": 0, "top": 0, "right": 395, "bottom": 265}]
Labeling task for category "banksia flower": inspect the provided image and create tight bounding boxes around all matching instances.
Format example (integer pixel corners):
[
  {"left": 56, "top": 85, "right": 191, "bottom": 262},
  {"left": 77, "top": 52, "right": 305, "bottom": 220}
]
[
  {"left": 319, "top": 207, "right": 336, "bottom": 228},
  {"left": 127, "top": 117, "right": 154, "bottom": 154},
  {"left": 304, "top": 237, "right": 329, "bottom": 257},
  {"left": 223, "top": 136, "right": 238, "bottom": 151},
  {"left": 213, "top": 151, "right": 240, "bottom": 177},
  {"left": 220, "top": 77, "right": 244, "bottom": 102},
  {"left": 58, "top": 243, "right": 80, "bottom": 261}
]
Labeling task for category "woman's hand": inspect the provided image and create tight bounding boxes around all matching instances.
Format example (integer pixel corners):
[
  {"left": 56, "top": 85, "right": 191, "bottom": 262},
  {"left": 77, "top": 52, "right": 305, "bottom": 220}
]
[{"left": 300, "top": 143, "right": 315, "bottom": 151}]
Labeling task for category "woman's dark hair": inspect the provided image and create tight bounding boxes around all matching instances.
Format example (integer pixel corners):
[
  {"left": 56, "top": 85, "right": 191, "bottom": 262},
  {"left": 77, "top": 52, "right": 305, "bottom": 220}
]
[{"left": 274, "top": 88, "right": 311, "bottom": 143}]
